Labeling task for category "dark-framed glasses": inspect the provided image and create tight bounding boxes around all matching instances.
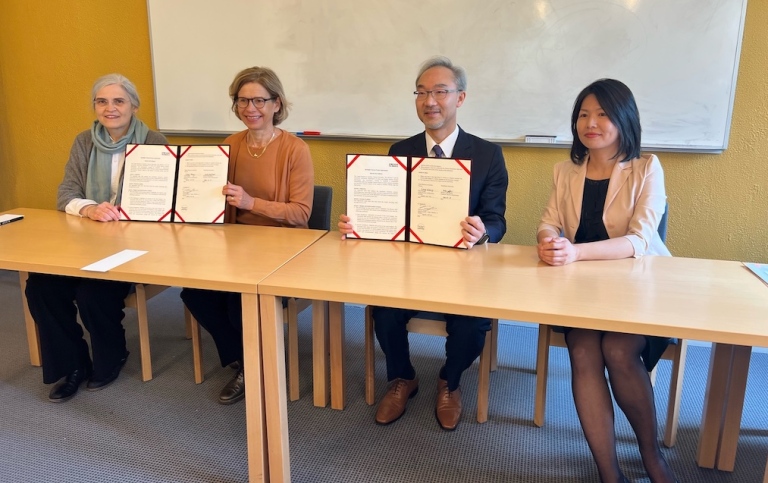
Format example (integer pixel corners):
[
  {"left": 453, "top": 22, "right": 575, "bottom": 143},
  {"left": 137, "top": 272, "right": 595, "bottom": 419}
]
[
  {"left": 235, "top": 97, "right": 275, "bottom": 109},
  {"left": 413, "top": 89, "right": 459, "bottom": 100}
]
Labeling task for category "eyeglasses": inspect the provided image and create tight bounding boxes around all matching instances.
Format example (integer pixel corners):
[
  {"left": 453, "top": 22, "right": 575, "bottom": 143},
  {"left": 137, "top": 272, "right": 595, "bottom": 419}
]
[
  {"left": 413, "top": 89, "right": 459, "bottom": 100},
  {"left": 235, "top": 97, "right": 276, "bottom": 109},
  {"left": 94, "top": 98, "right": 128, "bottom": 108}
]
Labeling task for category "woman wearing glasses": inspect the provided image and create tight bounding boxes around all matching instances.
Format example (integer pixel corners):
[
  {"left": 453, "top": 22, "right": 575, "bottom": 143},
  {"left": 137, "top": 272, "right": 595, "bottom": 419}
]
[
  {"left": 181, "top": 66, "right": 314, "bottom": 405},
  {"left": 25, "top": 74, "right": 168, "bottom": 403},
  {"left": 536, "top": 79, "right": 676, "bottom": 483}
]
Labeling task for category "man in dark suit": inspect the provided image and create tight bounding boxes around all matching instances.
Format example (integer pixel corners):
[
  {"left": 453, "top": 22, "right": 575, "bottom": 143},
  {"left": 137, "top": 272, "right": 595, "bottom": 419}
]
[{"left": 338, "top": 56, "right": 508, "bottom": 431}]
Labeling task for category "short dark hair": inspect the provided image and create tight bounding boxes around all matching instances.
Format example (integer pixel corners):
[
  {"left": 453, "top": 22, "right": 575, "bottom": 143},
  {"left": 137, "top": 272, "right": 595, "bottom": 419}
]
[{"left": 569, "top": 79, "right": 641, "bottom": 165}]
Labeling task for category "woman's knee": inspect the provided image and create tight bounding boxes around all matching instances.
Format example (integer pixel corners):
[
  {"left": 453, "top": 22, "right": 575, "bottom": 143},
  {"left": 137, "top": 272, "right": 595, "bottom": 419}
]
[{"left": 602, "top": 333, "right": 645, "bottom": 371}]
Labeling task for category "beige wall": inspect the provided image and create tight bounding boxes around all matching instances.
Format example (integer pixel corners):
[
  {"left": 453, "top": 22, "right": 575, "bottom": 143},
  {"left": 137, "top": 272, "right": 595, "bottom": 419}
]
[{"left": 1, "top": 1, "right": 766, "bottom": 261}]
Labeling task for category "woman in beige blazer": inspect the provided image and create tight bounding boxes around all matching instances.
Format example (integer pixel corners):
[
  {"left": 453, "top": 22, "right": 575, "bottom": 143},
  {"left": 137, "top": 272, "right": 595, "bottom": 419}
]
[{"left": 537, "top": 79, "right": 676, "bottom": 483}]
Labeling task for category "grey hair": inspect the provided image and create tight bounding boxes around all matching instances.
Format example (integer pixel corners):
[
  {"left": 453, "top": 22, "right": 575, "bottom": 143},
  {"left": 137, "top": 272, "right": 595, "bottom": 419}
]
[
  {"left": 91, "top": 73, "right": 141, "bottom": 108},
  {"left": 415, "top": 56, "right": 467, "bottom": 92}
]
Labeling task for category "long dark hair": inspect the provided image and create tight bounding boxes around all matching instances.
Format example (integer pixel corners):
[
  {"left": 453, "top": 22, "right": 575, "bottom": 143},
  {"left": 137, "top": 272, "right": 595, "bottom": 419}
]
[{"left": 570, "top": 79, "right": 641, "bottom": 165}]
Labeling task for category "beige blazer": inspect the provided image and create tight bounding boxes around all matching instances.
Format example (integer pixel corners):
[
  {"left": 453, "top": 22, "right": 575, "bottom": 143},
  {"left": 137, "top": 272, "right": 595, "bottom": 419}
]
[{"left": 537, "top": 154, "right": 671, "bottom": 257}]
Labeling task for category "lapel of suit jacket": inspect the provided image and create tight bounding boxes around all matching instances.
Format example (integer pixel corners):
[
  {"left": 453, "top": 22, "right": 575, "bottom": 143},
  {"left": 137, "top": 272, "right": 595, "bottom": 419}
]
[
  {"left": 409, "top": 132, "right": 429, "bottom": 157},
  {"left": 605, "top": 159, "right": 632, "bottom": 210},
  {"left": 452, "top": 127, "right": 472, "bottom": 159},
  {"left": 568, "top": 159, "right": 588, "bottom": 228}
]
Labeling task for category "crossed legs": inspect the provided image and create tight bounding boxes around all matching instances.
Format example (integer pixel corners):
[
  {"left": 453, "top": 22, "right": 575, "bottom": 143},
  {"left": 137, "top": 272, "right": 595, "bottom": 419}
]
[{"left": 566, "top": 329, "right": 676, "bottom": 483}]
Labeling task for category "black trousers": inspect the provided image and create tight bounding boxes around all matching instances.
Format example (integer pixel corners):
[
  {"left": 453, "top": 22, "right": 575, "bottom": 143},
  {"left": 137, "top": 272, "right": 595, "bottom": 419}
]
[
  {"left": 25, "top": 273, "right": 132, "bottom": 383},
  {"left": 180, "top": 288, "right": 242, "bottom": 368},
  {"left": 371, "top": 307, "right": 491, "bottom": 391}
]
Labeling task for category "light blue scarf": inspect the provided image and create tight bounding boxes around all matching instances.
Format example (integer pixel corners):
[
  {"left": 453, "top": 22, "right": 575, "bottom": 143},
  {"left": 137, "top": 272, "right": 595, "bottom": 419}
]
[{"left": 86, "top": 117, "right": 150, "bottom": 204}]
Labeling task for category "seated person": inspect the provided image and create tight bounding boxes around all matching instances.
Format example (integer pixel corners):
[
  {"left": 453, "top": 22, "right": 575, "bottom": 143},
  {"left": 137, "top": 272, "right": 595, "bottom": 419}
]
[
  {"left": 25, "top": 74, "right": 168, "bottom": 402},
  {"left": 537, "top": 78, "right": 676, "bottom": 483},
  {"left": 339, "top": 56, "right": 508, "bottom": 431},
  {"left": 181, "top": 66, "right": 313, "bottom": 405}
]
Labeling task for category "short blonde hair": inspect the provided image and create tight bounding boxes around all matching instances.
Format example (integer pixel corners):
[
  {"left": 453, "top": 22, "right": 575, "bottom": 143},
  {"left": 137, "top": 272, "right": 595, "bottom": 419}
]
[{"left": 228, "top": 67, "right": 291, "bottom": 125}]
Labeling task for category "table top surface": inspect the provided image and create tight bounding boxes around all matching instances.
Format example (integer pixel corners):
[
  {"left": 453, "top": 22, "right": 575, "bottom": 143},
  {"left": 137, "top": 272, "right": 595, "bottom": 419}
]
[
  {"left": 0, "top": 208, "right": 326, "bottom": 292},
  {"left": 259, "top": 235, "right": 768, "bottom": 347}
]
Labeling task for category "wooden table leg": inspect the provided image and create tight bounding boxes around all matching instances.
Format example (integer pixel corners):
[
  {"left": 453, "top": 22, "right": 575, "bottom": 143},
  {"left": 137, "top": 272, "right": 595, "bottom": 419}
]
[
  {"left": 260, "top": 294, "right": 292, "bottom": 482},
  {"left": 312, "top": 300, "right": 330, "bottom": 407},
  {"left": 18, "top": 271, "right": 42, "bottom": 366},
  {"left": 329, "top": 301, "right": 346, "bottom": 410},
  {"left": 697, "top": 343, "right": 732, "bottom": 468},
  {"left": 242, "top": 293, "right": 268, "bottom": 483},
  {"left": 715, "top": 344, "right": 752, "bottom": 471}
]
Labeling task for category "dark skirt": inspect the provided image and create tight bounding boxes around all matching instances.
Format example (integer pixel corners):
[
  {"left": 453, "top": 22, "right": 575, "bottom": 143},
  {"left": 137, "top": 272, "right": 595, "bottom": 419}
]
[{"left": 553, "top": 326, "right": 672, "bottom": 371}]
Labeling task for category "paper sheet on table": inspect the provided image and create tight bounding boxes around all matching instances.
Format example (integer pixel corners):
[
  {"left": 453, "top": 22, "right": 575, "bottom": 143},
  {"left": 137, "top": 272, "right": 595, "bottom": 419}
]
[{"left": 81, "top": 250, "right": 148, "bottom": 272}]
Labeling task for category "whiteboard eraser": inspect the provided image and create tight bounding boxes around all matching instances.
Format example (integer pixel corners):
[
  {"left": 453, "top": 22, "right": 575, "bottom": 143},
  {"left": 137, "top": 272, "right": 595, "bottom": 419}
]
[{"left": 525, "top": 135, "right": 557, "bottom": 143}]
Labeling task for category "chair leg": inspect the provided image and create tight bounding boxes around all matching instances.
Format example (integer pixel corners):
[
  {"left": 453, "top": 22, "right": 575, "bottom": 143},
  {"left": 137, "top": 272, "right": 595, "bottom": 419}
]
[
  {"left": 186, "top": 307, "right": 204, "bottom": 384},
  {"left": 364, "top": 305, "right": 375, "bottom": 406},
  {"left": 663, "top": 340, "right": 688, "bottom": 448},
  {"left": 476, "top": 329, "right": 491, "bottom": 423},
  {"left": 134, "top": 284, "right": 153, "bottom": 382},
  {"left": 534, "top": 325, "right": 552, "bottom": 427},
  {"left": 490, "top": 318, "right": 498, "bottom": 372},
  {"left": 19, "top": 271, "right": 42, "bottom": 367},
  {"left": 286, "top": 299, "right": 300, "bottom": 402}
]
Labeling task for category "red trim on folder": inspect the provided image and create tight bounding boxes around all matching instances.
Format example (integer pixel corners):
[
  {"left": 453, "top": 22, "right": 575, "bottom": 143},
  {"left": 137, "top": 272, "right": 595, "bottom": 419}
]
[
  {"left": 164, "top": 145, "right": 177, "bottom": 156},
  {"left": 125, "top": 144, "right": 139, "bottom": 157},
  {"left": 218, "top": 145, "right": 229, "bottom": 156},
  {"left": 350, "top": 230, "right": 361, "bottom": 239},
  {"left": 409, "top": 228, "right": 423, "bottom": 244},
  {"left": 392, "top": 226, "right": 406, "bottom": 241},
  {"left": 117, "top": 206, "right": 131, "bottom": 220},
  {"left": 346, "top": 154, "right": 361, "bottom": 168},
  {"left": 392, "top": 156, "right": 407, "bottom": 170},
  {"left": 211, "top": 210, "right": 225, "bottom": 223},
  {"left": 178, "top": 146, "right": 192, "bottom": 158},
  {"left": 411, "top": 157, "right": 425, "bottom": 171},
  {"left": 174, "top": 211, "right": 185, "bottom": 223},
  {"left": 158, "top": 209, "right": 173, "bottom": 222},
  {"left": 455, "top": 159, "right": 471, "bottom": 175},
  {"left": 453, "top": 238, "right": 465, "bottom": 248}
]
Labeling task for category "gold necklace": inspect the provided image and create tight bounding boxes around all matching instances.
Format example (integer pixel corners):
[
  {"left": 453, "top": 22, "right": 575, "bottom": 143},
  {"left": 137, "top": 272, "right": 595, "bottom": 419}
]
[{"left": 246, "top": 130, "right": 276, "bottom": 158}]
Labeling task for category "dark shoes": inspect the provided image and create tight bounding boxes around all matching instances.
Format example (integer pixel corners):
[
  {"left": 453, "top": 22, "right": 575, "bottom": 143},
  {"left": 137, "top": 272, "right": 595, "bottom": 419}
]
[
  {"left": 48, "top": 366, "right": 92, "bottom": 403},
  {"left": 219, "top": 368, "right": 245, "bottom": 405},
  {"left": 375, "top": 377, "right": 419, "bottom": 425},
  {"left": 435, "top": 378, "right": 462, "bottom": 431},
  {"left": 86, "top": 351, "right": 129, "bottom": 391}
]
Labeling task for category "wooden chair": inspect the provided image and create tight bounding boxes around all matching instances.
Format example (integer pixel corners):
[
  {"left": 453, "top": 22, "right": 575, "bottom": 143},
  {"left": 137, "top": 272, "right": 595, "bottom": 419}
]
[
  {"left": 188, "top": 185, "right": 333, "bottom": 398},
  {"left": 364, "top": 306, "right": 498, "bottom": 423},
  {"left": 534, "top": 326, "right": 688, "bottom": 447},
  {"left": 18, "top": 271, "right": 183, "bottom": 382}
]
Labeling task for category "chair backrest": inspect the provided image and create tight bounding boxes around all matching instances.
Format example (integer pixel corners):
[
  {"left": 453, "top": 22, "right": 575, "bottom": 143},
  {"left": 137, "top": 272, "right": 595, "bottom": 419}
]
[
  {"left": 657, "top": 202, "right": 669, "bottom": 243},
  {"left": 308, "top": 185, "right": 333, "bottom": 230}
]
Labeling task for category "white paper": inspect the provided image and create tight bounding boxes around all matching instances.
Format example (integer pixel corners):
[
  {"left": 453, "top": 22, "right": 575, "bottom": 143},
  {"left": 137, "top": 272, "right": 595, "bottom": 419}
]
[
  {"left": 120, "top": 144, "right": 178, "bottom": 221},
  {"left": 409, "top": 157, "right": 471, "bottom": 248},
  {"left": 346, "top": 154, "right": 408, "bottom": 241},
  {"left": 174, "top": 145, "right": 229, "bottom": 223},
  {"left": 81, "top": 249, "right": 148, "bottom": 272}
]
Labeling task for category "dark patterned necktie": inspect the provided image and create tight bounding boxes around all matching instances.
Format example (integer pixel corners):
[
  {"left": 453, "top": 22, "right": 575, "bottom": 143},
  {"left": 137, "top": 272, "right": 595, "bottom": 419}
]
[{"left": 433, "top": 145, "right": 445, "bottom": 158}]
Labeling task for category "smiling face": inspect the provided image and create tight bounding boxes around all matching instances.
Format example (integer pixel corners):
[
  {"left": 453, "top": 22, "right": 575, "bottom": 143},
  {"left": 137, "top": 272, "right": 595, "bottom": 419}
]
[
  {"left": 235, "top": 81, "right": 281, "bottom": 132},
  {"left": 94, "top": 84, "right": 138, "bottom": 140},
  {"left": 576, "top": 94, "right": 620, "bottom": 157},
  {"left": 415, "top": 66, "right": 465, "bottom": 142}
]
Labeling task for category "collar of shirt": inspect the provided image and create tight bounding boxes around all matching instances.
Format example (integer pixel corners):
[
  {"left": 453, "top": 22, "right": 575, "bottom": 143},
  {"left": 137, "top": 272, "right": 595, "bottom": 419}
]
[{"left": 425, "top": 125, "right": 460, "bottom": 158}]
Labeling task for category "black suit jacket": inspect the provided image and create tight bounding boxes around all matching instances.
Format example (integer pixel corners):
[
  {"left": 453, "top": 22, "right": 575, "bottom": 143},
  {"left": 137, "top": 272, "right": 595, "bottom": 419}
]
[{"left": 388, "top": 128, "right": 508, "bottom": 242}]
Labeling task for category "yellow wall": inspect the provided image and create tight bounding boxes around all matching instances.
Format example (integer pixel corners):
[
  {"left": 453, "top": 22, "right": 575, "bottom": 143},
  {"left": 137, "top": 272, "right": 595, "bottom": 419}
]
[{"left": 1, "top": 1, "right": 766, "bottom": 261}]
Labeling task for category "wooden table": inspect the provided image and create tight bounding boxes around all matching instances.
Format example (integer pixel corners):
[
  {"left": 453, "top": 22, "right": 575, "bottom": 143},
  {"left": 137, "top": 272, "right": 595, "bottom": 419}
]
[
  {"left": 257, "top": 236, "right": 768, "bottom": 481},
  {"left": 0, "top": 208, "right": 326, "bottom": 483}
]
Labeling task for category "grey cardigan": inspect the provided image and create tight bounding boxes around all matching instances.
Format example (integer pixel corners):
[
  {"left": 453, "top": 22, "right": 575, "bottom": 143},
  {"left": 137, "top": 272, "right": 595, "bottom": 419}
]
[{"left": 57, "top": 129, "right": 169, "bottom": 211}]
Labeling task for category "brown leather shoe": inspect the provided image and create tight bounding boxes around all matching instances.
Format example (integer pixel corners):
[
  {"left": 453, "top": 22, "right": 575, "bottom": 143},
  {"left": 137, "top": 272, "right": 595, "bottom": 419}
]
[
  {"left": 435, "top": 378, "right": 462, "bottom": 431},
  {"left": 375, "top": 377, "right": 419, "bottom": 425}
]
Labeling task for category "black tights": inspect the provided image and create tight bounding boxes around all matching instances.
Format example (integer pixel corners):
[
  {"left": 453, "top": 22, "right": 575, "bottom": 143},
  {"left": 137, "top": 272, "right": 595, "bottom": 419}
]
[{"left": 565, "top": 329, "right": 676, "bottom": 483}]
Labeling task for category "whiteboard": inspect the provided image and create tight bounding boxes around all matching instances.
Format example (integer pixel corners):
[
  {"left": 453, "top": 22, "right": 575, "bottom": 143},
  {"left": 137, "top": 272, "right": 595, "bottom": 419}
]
[{"left": 147, "top": 0, "right": 747, "bottom": 151}]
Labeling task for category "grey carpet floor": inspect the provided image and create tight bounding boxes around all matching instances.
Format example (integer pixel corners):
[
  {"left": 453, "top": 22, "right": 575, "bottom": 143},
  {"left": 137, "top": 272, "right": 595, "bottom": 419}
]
[{"left": 0, "top": 270, "right": 765, "bottom": 482}]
